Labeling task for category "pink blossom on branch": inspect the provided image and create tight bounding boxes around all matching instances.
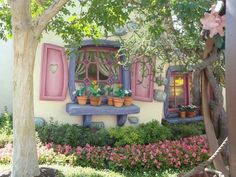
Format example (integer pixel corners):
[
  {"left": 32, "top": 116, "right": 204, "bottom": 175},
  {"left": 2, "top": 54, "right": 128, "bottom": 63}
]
[{"left": 200, "top": 5, "right": 225, "bottom": 38}]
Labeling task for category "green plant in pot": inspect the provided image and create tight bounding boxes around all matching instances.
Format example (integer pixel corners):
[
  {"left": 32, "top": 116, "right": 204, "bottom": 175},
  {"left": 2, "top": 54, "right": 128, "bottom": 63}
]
[
  {"left": 113, "top": 83, "right": 125, "bottom": 107},
  {"left": 124, "top": 89, "right": 133, "bottom": 106},
  {"left": 106, "top": 85, "right": 114, "bottom": 106},
  {"left": 73, "top": 84, "right": 87, "bottom": 105},
  {"left": 89, "top": 81, "right": 105, "bottom": 106},
  {"left": 178, "top": 105, "right": 186, "bottom": 118},
  {"left": 186, "top": 104, "right": 198, "bottom": 118}
]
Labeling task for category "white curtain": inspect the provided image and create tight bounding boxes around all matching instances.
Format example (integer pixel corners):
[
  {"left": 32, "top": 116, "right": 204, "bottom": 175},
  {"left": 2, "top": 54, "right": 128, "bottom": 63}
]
[
  {"left": 75, "top": 52, "right": 86, "bottom": 79},
  {"left": 98, "top": 52, "right": 118, "bottom": 78}
]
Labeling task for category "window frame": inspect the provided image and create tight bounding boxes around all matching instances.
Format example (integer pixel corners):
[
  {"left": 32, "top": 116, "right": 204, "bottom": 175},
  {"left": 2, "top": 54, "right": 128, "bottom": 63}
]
[
  {"left": 164, "top": 66, "right": 193, "bottom": 118},
  {"left": 74, "top": 46, "right": 122, "bottom": 86},
  {"left": 168, "top": 72, "right": 192, "bottom": 113},
  {"left": 68, "top": 40, "right": 131, "bottom": 102}
]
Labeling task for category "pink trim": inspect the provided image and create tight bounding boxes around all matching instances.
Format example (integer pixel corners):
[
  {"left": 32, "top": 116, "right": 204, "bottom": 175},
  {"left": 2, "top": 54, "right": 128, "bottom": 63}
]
[
  {"left": 131, "top": 62, "right": 154, "bottom": 102},
  {"left": 168, "top": 72, "right": 192, "bottom": 112},
  {"left": 40, "top": 43, "right": 68, "bottom": 101}
]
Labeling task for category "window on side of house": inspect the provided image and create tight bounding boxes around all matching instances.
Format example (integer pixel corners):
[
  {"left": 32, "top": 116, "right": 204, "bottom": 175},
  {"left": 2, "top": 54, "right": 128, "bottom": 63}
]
[
  {"left": 74, "top": 46, "right": 121, "bottom": 86},
  {"left": 168, "top": 72, "right": 192, "bottom": 113}
]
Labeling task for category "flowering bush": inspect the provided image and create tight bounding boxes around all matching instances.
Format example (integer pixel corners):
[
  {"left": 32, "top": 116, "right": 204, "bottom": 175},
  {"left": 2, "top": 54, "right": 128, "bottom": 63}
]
[
  {"left": 89, "top": 81, "right": 105, "bottom": 97},
  {"left": 186, "top": 104, "right": 198, "bottom": 112},
  {"left": 114, "top": 83, "right": 125, "bottom": 98},
  {"left": 73, "top": 84, "right": 86, "bottom": 97},
  {"left": 106, "top": 85, "right": 113, "bottom": 96},
  {"left": 0, "top": 136, "right": 209, "bottom": 172},
  {"left": 178, "top": 105, "right": 186, "bottom": 112},
  {"left": 124, "top": 90, "right": 132, "bottom": 97}
]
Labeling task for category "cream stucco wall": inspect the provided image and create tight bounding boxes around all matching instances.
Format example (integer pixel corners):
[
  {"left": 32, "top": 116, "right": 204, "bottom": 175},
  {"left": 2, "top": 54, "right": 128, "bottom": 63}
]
[
  {"left": 0, "top": 40, "right": 13, "bottom": 113},
  {"left": 33, "top": 32, "right": 164, "bottom": 127}
]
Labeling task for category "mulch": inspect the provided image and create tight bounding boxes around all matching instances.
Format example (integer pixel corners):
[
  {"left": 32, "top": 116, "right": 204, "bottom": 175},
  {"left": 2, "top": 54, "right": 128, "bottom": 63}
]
[{"left": 0, "top": 167, "right": 59, "bottom": 177}]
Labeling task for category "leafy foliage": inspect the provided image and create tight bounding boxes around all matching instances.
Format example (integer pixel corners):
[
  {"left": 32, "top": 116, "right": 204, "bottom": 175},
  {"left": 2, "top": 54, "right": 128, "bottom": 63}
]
[
  {"left": 163, "top": 121, "right": 205, "bottom": 140},
  {"left": 36, "top": 119, "right": 205, "bottom": 147},
  {"left": 0, "top": 109, "right": 13, "bottom": 147},
  {"left": 36, "top": 120, "right": 113, "bottom": 147}
]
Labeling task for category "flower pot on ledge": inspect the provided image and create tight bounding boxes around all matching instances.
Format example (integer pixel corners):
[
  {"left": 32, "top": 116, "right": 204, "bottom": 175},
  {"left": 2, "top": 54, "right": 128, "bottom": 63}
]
[
  {"left": 107, "top": 96, "right": 113, "bottom": 106},
  {"left": 90, "top": 96, "right": 102, "bottom": 106},
  {"left": 77, "top": 96, "right": 87, "bottom": 105},
  {"left": 124, "top": 97, "right": 133, "bottom": 106},
  {"left": 179, "top": 111, "right": 186, "bottom": 118},
  {"left": 113, "top": 97, "right": 124, "bottom": 107},
  {"left": 186, "top": 111, "right": 196, "bottom": 118}
]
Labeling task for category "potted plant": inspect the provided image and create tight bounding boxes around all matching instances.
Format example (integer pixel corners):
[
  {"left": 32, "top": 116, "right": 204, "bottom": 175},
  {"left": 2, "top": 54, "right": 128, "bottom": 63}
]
[
  {"left": 89, "top": 81, "right": 105, "bottom": 106},
  {"left": 124, "top": 89, "right": 133, "bottom": 106},
  {"left": 186, "top": 104, "right": 198, "bottom": 118},
  {"left": 106, "top": 85, "right": 114, "bottom": 106},
  {"left": 178, "top": 105, "right": 186, "bottom": 118},
  {"left": 73, "top": 84, "right": 87, "bottom": 105},
  {"left": 113, "top": 84, "right": 125, "bottom": 107}
]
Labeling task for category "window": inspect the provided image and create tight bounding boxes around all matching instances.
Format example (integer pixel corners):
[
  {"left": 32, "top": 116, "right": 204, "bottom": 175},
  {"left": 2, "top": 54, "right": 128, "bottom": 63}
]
[
  {"left": 75, "top": 46, "right": 121, "bottom": 86},
  {"left": 168, "top": 72, "right": 192, "bottom": 113}
]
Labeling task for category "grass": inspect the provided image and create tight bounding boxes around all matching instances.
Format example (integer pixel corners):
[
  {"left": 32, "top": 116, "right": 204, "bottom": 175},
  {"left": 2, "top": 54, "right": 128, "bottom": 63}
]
[{"left": 0, "top": 164, "right": 183, "bottom": 177}]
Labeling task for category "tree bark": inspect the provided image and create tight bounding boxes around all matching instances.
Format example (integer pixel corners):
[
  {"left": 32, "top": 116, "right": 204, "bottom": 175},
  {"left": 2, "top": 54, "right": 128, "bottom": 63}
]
[
  {"left": 8, "top": 0, "right": 40, "bottom": 176},
  {"left": 7, "top": 0, "right": 71, "bottom": 176},
  {"left": 198, "top": 38, "right": 228, "bottom": 176},
  {"left": 11, "top": 30, "right": 40, "bottom": 177},
  {"left": 201, "top": 71, "right": 229, "bottom": 176}
]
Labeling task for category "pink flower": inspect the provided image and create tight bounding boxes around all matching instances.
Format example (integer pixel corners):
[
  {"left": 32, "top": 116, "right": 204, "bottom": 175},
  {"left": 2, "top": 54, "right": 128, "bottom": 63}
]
[{"left": 200, "top": 6, "right": 225, "bottom": 38}]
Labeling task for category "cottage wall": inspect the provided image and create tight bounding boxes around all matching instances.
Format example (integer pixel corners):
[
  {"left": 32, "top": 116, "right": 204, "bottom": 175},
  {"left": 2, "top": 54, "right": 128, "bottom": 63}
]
[{"left": 33, "top": 32, "right": 164, "bottom": 127}]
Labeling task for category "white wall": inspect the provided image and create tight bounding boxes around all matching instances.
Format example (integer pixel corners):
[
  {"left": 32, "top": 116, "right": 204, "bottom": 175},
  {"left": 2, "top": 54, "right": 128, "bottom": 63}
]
[{"left": 0, "top": 40, "right": 13, "bottom": 113}]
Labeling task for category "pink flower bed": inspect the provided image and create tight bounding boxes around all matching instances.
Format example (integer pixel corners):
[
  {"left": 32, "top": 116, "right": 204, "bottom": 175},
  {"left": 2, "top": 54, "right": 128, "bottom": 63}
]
[{"left": 0, "top": 136, "right": 209, "bottom": 171}]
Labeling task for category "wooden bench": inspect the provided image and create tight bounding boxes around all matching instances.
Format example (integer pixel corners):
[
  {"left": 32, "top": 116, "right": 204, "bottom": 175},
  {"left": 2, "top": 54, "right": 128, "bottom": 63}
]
[{"left": 66, "top": 103, "right": 140, "bottom": 127}]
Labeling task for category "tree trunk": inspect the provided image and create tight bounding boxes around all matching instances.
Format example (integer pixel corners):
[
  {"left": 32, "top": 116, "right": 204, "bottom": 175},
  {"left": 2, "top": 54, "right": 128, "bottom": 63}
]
[
  {"left": 11, "top": 30, "right": 40, "bottom": 177},
  {"left": 201, "top": 71, "right": 229, "bottom": 176}
]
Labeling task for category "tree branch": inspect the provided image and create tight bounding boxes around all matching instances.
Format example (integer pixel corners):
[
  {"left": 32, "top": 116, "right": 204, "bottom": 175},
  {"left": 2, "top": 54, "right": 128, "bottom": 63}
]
[
  {"left": 34, "top": 0, "right": 69, "bottom": 37},
  {"left": 193, "top": 47, "right": 218, "bottom": 71}
]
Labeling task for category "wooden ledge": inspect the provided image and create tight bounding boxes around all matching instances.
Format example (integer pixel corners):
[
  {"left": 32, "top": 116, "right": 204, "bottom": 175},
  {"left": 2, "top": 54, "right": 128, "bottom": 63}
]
[
  {"left": 163, "top": 116, "right": 203, "bottom": 124},
  {"left": 66, "top": 103, "right": 140, "bottom": 127}
]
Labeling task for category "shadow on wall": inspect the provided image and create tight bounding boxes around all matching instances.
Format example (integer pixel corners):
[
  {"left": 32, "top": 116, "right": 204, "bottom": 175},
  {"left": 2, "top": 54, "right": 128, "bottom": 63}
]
[{"left": 0, "top": 40, "right": 13, "bottom": 113}]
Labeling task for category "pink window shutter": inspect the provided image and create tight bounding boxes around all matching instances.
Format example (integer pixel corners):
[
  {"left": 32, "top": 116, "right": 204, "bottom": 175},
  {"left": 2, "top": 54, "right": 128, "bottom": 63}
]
[
  {"left": 40, "top": 43, "right": 68, "bottom": 101},
  {"left": 131, "top": 62, "right": 154, "bottom": 102}
]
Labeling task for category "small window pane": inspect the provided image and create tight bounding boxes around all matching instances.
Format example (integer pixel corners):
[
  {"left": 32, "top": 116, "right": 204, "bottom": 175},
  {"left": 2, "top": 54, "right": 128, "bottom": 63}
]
[
  {"left": 75, "top": 63, "right": 86, "bottom": 81},
  {"left": 77, "top": 52, "right": 85, "bottom": 62},
  {"left": 99, "top": 64, "right": 109, "bottom": 81},
  {"left": 88, "top": 51, "right": 96, "bottom": 62},
  {"left": 88, "top": 63, "right": 97, "bottom": 81},
  {"left": 174, "top": 75, "right": 184, "bottom": 86}
]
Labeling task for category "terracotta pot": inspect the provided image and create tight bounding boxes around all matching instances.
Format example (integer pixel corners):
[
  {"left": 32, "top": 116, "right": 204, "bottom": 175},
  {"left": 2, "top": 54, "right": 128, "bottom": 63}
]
[
  {"left": 124, "top": 97, "right": 133, "bottom": 106},
  {"left": 113, "top": 97, "right": 124, "bottom": 107},
  {"left": 107, "top": 96, "right": 113, "bottom": 106},
  {"left": 179, "top": 111, "right": 186, "bottom": 118},
  {"left": 186, "top": 111, "right": 196, "bottom": 118},
  {"left": 90, "top": 96, "right": 102, "bottom": 106},
  {"left": 77, "top": 96, "right": 87, "bottom": 105}
]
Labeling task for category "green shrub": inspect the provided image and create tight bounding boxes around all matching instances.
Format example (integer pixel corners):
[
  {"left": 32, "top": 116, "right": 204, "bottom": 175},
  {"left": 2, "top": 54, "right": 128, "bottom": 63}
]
[
  {"left": 108, "top": 126, "right": 143, "bottom": 146},
  {"left": 109, "top": 120, "right": 172, "bottom": 146},
  {"left": 36, "top": 121, "right": 113, "bottom": 147},
  {"left": 163, "top": 121, "right": 205, "bottom": 140},
  {"left": 139, "top": 120, "right": 172, "bottom": 144},
  {"left": 0, "top": 111, "right": 13, "bottom": 147},
  {"left": 0, "top": 111, "right": 12, "bottom": 135},
  {"left": 37, "top": 119, "right": 205, "bottom": 147}
]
